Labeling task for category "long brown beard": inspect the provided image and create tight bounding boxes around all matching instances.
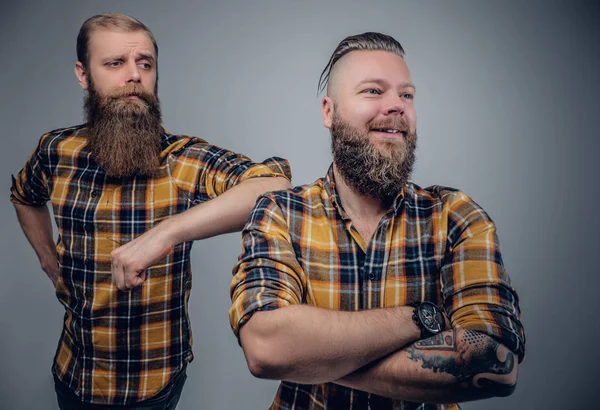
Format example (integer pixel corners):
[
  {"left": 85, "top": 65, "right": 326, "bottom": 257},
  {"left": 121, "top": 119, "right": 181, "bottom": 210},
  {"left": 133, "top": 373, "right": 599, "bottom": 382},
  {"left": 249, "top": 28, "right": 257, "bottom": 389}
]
[
  {"left": 84, "top": 82, "right": 163, "bottom": 178},
  {"left": 331, "top": 109, "right": 417, "bottom": 202}
]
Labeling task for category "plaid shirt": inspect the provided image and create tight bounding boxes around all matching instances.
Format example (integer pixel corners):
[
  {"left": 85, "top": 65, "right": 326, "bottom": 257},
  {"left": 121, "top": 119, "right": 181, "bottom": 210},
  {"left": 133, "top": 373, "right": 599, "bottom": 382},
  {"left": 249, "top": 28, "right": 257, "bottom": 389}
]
[
  {"left": 230, "top": 166, "right": 525, "bottom": 410},
  {"left": 10, "top": 124, "right": 291, "bottom": 405}
]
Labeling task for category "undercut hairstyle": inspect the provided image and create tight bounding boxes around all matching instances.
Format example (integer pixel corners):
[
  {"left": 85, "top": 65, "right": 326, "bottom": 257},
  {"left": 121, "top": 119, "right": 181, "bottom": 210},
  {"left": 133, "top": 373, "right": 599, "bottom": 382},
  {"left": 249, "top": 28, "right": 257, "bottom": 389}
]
[
  {"left": 76, "top": 13, "right": 158, "bottom": 68},
  {"left": 317, "top": 32, "right": 405, "bottom": 95}
]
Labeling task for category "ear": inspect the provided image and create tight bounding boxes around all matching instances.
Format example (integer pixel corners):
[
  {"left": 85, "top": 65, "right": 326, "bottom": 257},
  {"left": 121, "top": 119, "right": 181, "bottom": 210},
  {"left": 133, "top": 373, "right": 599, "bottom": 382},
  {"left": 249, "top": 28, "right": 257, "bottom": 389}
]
[
  {"left": 322, "top": 96, "right": 334, "bottom": 129},
  {"left": 75, "top": 62, "right": 89, "bottom": 90}
]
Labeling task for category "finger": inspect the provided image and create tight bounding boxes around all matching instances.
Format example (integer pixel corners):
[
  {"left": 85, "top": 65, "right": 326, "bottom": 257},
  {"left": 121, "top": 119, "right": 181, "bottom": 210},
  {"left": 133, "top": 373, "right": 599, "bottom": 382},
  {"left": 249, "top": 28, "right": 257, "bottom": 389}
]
[
  {"left": 112, "top": 261, "right": 126, "bottom": 291},
  {"left": 132, "top": 275, "right": 145, "bottom": 288},
  {"left": 124, "top": 266, "right": 147, "bottom": 289},
  {"left": 125, "top": 274, "right": 145, "bottom": 290}
]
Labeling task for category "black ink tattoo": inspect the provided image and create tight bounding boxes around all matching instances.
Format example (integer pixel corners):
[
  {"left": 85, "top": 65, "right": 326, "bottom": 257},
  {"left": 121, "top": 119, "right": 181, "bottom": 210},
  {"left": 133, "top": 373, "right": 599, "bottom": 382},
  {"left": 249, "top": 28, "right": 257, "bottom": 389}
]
[
  {"left": 414, "top": 332, "right": 456, "bottom": 351},
  {"left": 407, "top": 329, "right": 515, "bottom": 394}
]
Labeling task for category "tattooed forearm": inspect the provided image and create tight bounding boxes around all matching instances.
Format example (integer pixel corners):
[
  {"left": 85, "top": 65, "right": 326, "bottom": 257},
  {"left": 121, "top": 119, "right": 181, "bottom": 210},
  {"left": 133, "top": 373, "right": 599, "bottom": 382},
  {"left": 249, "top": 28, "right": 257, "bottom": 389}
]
[{"left": 406, "top": 329, "right": 516, "bottom": 395}]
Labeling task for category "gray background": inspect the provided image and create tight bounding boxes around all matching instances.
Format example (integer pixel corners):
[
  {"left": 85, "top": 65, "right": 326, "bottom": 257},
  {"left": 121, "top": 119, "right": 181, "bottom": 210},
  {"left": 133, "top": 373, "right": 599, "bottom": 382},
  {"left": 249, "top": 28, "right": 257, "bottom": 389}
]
[{"left": 1, "top": 0, "right": 598, "bottom": 409}]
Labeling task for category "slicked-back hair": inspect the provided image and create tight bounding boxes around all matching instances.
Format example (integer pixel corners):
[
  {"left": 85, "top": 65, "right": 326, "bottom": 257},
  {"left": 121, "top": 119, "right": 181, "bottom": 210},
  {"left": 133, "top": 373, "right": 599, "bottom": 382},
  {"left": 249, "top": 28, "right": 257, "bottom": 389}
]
[
  {"left": 318, "top": 32, "right": 405, "bottom": 95},
  {"left": 76, "top": 13, "right": 158, "bottom": 68}
]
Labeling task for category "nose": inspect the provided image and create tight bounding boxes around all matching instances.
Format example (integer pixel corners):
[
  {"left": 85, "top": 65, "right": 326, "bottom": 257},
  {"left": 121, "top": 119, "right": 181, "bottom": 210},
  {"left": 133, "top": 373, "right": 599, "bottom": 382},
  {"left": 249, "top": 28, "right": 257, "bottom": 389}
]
[
  {"left": 383, "top": 93, "right": 405, "bottom": 116},
  {"left": 125, "top": 60, "right": 141, "bottom": 83}
]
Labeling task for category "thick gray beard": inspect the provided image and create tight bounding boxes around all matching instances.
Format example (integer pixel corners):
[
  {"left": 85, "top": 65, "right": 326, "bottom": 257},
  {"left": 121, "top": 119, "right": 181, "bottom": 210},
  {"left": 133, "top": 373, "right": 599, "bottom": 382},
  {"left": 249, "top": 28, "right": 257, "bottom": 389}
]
[
  {"left": 85, "top": 84, "right": 163, "bottom": 178},
  {"left": 331, "top": 111, "right": 417, "bottom": 202}
]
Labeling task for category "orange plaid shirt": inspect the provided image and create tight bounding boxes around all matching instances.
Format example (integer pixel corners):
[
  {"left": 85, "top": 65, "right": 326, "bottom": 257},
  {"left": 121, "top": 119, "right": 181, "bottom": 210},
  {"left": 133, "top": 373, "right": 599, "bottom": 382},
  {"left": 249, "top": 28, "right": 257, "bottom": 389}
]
[
  {"left": 230, "top": 166, "right": 525, "bottom": 410},
  {"left": 11, "top": 124, "right": 291, "bottom": 405}
]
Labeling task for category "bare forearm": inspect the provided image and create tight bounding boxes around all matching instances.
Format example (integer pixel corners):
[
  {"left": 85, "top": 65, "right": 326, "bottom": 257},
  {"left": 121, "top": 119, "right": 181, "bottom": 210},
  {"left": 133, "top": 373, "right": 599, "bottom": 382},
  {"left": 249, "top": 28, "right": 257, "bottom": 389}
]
[
  {"left": 14, "top": 202, "right": 58, "bottom": 281},
  {"left": 156, "top": 176, "right": 290, "bottom": 246},
  {"left": 336, "top": 328, "right": 518, "bottom": 403},
  {"left": 110, "top": 176, "right": 291, "bottom": 290},
  {"left": 240, "top": 304, "right": 420, "bottom": 384}
]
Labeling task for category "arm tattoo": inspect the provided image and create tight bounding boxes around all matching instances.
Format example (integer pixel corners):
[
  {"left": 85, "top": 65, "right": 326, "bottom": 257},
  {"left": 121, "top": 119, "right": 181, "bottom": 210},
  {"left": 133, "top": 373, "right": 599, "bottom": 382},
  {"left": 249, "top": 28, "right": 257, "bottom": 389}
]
[{"left": 406, "top": 329, "right": 516, "bottom": 396}]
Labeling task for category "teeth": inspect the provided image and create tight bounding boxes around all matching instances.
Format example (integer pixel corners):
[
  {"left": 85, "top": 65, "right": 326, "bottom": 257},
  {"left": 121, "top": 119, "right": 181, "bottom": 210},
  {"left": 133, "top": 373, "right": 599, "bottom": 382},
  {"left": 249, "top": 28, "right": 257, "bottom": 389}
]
[{"left": 372, "top": 128, "right": 401, "bottom": 133}]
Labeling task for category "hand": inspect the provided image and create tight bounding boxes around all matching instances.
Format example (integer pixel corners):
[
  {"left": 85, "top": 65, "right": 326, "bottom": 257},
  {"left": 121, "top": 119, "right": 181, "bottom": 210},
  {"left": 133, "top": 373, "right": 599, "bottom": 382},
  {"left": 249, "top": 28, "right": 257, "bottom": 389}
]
[
  {"left": 41, "top": 259, "right": 59, "bottom": 286},
  {"left": 111, "top": 222, "right": 176, "bottom": 291}
]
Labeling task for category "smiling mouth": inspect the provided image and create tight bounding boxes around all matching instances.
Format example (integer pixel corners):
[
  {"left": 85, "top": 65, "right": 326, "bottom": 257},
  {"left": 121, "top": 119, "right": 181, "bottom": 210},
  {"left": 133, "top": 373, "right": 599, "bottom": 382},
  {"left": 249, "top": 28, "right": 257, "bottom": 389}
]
[{"left": 370, "top": 128, "right": 407, "bottom": 136}]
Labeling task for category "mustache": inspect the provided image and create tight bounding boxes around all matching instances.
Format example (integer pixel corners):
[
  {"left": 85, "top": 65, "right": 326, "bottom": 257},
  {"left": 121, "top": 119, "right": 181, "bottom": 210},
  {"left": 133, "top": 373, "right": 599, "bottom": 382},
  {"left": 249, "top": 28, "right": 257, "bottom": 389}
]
[
  {"left": 367, "top": 117, "right": 410, "bottom": 132},
  {"left": 101, "top": 83, "right": 157, "bottom": 104}
]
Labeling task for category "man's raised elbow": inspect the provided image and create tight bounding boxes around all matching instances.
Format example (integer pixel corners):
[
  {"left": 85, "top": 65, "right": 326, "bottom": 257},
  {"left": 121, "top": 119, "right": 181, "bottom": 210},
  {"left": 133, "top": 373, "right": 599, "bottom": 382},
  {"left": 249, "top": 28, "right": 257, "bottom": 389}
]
[{"left": 267, "top": 176, "right": 292, "bottom": 191}]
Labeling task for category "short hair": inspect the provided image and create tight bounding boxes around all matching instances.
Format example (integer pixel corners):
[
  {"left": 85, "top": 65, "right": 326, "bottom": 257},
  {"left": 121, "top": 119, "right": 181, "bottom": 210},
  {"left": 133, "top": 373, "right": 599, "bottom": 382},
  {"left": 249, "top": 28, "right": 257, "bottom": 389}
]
[
  {"left": 76, "top": 13, "right": 158, "bottom": 68},
  {"left": 317, "top": 32, "right": 405, "bottom": 95}
]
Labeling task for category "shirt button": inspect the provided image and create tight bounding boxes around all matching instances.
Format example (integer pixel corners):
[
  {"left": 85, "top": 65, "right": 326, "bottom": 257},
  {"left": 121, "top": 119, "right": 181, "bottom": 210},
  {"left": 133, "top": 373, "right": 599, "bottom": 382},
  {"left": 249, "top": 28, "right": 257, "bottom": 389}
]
[
  {"left": 368, "top": 273, "right": 375, "bottom": 280},
  {"left": 91, "top": 190, "right": 100, "bottom": 198}
]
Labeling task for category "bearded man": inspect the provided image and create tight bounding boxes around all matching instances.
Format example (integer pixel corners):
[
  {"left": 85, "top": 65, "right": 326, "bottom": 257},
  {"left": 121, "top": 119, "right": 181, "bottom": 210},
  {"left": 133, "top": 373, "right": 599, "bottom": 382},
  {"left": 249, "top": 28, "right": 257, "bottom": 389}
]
[
  {"left": 229, "top": 32, "right": 525, "bottom": 409},
  {"left": 10, "top": 13, "right": 291, "bottom": 410}
]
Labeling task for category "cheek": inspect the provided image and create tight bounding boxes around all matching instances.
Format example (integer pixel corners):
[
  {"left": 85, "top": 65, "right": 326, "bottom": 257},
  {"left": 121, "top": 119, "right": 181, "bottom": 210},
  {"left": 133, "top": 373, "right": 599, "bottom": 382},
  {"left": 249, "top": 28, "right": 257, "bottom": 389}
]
[
  {"left": 344, "top": 102, "right": 381, "bottom": 126},
  {"left": 404, "top": 106, "right": 417, "bottom": 127},
  {"left": 91, "top": 71, "right": 123, "bottom": 93},
  {"left": 142, "top": 74, "right": 158, "bottom": 94}
]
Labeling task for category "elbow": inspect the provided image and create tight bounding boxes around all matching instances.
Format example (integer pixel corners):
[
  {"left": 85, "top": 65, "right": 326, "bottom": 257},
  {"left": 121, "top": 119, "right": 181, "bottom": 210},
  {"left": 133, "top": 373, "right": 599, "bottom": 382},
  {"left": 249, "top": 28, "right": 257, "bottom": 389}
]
[
  {"left": 244, "top": 348, "right": 283, "bottom": 380},
  {"left": 471, "top": 345, "right": 519, "bottom": 399},
  {"left": 239, "top": 315, "right": 289, "bottom": 380},
  {"left": 253, "top": 176, "right": 292, "bottom": 193},
  {"left": 266, "top": 176, "right": 292, "bottom": 191}
]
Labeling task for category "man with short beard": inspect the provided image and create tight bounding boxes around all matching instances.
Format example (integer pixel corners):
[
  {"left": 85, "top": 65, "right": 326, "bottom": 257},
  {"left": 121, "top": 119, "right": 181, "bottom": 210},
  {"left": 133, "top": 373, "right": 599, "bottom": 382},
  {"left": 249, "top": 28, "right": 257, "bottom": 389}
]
[
  {"left": 229, "top": 32, "right": 525, "bottom": 409},
  {"left": 10, "top": 14, "right": 291, "bottom": 410}
]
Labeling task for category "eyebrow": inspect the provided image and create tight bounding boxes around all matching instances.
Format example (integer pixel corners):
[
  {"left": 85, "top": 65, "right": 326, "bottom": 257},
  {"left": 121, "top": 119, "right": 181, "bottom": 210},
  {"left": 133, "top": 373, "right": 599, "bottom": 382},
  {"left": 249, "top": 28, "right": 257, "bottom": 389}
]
[
  {"left": 356, "top": 78, "right": 416, "bottom": 91},
  {"left": 102, "top": 52, "right": 156, "bottom": 62},
  {"left": 137, "top": 53, "right": 155, "bottom": 61}
]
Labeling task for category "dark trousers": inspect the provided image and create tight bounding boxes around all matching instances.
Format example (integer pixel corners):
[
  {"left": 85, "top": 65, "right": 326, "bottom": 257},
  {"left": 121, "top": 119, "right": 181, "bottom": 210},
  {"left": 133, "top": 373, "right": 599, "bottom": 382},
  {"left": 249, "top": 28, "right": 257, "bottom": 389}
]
[{"left": 55, "top": 368, "right": 187, "bottom": 410}]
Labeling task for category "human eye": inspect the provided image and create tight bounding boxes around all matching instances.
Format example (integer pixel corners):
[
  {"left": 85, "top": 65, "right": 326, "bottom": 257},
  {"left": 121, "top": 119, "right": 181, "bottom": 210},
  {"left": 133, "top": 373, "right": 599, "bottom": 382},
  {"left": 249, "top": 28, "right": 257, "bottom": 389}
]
[
  {"left": 364, "top": 88, "right": 381, "bottom": 95},
  {"left": 106, "top": 60, "right": 123, "bottom": 68},
  {"left": 138, "top": 60, "right": 153, "bottom": 70},
  {"left": 401, "top": 92, "right": 414, "bottom": 100}
]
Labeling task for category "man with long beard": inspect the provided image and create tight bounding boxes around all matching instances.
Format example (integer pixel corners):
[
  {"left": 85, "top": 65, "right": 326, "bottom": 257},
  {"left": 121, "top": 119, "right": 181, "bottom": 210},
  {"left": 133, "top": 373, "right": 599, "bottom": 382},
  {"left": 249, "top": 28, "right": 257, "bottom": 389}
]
[
  {"left": 10, "top": 14, "right": 291, "bottom": 410},
  {"left": 229, "top": 32, "right": 525, "bottom": 409}
]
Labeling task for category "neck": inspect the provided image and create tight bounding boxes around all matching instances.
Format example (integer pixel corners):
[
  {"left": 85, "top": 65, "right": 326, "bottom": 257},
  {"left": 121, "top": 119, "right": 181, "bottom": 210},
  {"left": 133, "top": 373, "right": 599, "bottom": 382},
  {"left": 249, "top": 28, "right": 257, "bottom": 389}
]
[{"left": 333, "top": 164, "right": 390, "bottom": 220}]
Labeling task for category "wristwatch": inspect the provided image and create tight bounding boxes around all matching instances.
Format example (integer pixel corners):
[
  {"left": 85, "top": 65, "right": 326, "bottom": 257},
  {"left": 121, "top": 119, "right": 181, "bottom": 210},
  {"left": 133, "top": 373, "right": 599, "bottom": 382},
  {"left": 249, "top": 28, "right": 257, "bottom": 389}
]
[{"left": 412, "top": 301, "right": 445, "bottom": 338}]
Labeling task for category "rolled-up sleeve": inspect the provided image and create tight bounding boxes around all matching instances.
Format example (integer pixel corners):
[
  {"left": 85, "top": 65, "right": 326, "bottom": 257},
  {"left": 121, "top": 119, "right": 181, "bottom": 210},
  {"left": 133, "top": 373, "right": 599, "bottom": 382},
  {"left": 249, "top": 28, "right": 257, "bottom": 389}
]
[
  {"left": 229, "top": 194, "right": 305, "bottom": 339},
  {"left": 440, "top": 191, "right": 526, "bottom": 362},
  {"left": 10, "top": 135, "right": 50, "bottom": 206},
  {"left": 170, "top": 139, "right": 291, "bottom": 202}
]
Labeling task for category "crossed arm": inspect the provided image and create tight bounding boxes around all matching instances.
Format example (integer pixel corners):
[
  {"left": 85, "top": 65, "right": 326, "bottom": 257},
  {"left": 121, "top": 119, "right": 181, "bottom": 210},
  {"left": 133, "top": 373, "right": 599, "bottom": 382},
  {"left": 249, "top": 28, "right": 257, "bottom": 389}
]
[
  {"left": 231, "top": 194, "right": 523, "bottom": 403},
  {"left": 239, "top": 305, "right": 518, "bottom": 403}
]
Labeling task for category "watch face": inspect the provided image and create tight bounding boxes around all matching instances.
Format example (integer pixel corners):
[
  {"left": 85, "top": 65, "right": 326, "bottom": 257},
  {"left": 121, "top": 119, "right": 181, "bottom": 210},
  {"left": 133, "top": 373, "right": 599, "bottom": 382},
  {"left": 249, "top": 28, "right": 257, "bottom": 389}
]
[{"left": 419, "top": 302, "right": 443, "bottom": 333}]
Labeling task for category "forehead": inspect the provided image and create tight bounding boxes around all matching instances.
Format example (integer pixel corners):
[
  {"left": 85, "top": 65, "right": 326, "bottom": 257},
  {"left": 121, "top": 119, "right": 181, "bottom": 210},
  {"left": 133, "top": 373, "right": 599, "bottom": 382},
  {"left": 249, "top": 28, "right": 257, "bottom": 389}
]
[
  {"left": 336, "top": 50, "right": 412, "bottom": 87},
  {"left": 87, "top": 28, "right": 155, "bottom": 59}
]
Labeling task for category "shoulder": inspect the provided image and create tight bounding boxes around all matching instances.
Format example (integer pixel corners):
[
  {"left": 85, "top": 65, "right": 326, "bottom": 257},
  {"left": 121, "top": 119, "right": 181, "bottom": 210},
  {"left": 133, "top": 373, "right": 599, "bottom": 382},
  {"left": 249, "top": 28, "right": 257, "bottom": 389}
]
[
  {"left": 37, "top": 124, "right": 87, "bottom": 149},
  {"left": 262, "top": 178, "right": 327, "bottom": 210},
  {"left": 409, "top": 183, "right": 496, "bottom": 242},
  {"left": 408, "top": 183, "right": 487, "bottom": 213},
  {"left": 161, "top": 132, "right": 210, "bottom": 153}
]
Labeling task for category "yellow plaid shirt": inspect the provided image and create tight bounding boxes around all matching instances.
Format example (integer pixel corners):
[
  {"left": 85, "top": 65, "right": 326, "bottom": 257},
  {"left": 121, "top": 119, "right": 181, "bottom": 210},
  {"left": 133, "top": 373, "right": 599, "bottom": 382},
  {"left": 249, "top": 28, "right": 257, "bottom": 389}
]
[
  {"left": 11, "top": 124, "right": 291, "bottom": 405},
  {"left": 230, "top": 166, "right": 525, "bottom": 410}
]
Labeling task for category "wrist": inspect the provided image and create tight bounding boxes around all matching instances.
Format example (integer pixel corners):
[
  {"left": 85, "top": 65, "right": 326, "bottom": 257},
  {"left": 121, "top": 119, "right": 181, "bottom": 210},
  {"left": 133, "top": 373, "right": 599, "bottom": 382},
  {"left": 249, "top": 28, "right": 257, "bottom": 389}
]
[
  {"left": 411, "top": 301, "right": 445, "bottom": 339},
  {"left": 398, "top": 306, "right": 422, "bottom": 341},
  {"left": 155, "top": 217, "right": 183, "bottom": 247}
]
